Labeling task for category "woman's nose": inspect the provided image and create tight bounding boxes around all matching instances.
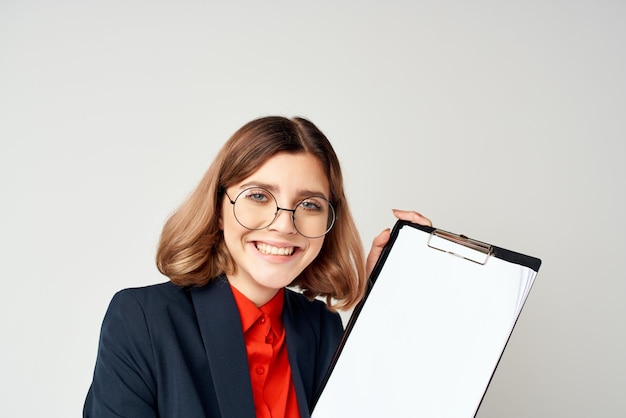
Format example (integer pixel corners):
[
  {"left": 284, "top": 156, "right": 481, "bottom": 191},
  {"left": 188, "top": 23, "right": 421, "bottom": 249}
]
[{"left": 268, "top": 208, "right": 297, "bottom": 234}]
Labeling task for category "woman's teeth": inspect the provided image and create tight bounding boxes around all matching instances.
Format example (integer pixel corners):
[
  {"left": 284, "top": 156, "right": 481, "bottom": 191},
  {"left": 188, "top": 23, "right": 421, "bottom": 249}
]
[{"left": 256, "top": 243, "right": 294, "bottom": 256}]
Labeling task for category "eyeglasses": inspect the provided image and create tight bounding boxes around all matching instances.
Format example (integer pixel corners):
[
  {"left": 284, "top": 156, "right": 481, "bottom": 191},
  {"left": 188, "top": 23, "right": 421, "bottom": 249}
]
[{"left": 224, "top": 187, "right": 336, "bottom": 238}]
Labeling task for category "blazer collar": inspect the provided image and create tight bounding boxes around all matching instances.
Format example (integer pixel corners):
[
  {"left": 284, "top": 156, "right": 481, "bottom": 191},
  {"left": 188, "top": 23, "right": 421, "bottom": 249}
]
[
  {"left": 283, "top": 291, "right": 315, "bottom": 418},
  {"left": 190, "top": 276, "right": 256, "bottom": 417}
]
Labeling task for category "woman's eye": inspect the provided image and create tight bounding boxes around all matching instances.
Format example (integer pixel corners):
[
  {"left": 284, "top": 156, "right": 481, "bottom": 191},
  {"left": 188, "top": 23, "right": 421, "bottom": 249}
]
[
  {"left": 244, "top": 189, "right": 272, "bottom": 203},
  {"left": 299, "top": 199, "right": 323, "bottom": 212}
]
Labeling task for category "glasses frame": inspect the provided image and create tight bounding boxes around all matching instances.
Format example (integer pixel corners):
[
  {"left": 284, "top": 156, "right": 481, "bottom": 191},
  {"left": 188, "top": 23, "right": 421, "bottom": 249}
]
[{"left": 223, "top": 187, "right": 336, "bottom": 238}]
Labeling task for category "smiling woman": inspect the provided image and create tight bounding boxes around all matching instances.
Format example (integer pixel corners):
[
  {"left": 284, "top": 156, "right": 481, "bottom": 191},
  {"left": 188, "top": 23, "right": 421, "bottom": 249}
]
[
  {"left": 155, "top": 116, "right": 366, "bottom": 310},
  {"left": 82, "top": 116, "right": 433, "bottom": 418}
]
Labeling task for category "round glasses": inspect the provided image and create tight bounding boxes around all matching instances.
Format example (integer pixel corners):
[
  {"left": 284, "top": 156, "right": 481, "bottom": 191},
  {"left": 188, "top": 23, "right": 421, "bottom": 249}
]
[{"left": 224, "top": 187, "right": 336, "bottom": 238}]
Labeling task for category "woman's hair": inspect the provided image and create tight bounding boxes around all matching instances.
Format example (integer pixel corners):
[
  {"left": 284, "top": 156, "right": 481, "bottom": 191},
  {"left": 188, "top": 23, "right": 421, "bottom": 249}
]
[{"left": 156, "top": 116, "right": 366, "bottom": 310}]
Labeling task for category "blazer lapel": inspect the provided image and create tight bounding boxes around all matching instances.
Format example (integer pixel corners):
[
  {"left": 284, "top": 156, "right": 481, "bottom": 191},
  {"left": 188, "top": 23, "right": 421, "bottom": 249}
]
[
  {"left": 190, "top": 276, "right": 256, "bottom": 417},
  {"left": 283, "top": 293, "right": 315, "bottom": 418}
]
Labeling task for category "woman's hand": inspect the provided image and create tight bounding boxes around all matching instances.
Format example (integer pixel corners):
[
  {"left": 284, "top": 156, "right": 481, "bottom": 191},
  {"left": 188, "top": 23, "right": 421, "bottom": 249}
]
[{"left": 365, "top": 209, "right": 432, "bottom": 277}]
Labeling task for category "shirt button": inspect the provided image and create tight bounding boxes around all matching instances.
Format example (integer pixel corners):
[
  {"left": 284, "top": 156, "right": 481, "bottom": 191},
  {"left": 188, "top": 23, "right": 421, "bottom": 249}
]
[
  {"left": 256, "top": 367, "right": 265, "bottom": 375},
  {"left": 260, "top": 317, "right": 265, "bottom": 323}
]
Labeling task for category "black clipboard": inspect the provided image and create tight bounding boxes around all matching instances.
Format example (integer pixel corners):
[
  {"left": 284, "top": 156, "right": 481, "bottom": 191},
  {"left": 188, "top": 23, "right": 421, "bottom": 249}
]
[{"left": 312, "top": 220, "right": 541, "bottom": 417}]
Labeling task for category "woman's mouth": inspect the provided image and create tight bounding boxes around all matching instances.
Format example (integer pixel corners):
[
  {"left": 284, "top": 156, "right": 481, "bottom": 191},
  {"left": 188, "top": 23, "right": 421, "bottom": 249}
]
[{"left": 255, "top": 242, "right": 295, "bottom": 256}]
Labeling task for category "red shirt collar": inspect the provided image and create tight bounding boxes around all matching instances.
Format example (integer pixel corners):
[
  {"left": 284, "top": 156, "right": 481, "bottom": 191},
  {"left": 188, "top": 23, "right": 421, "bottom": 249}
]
[{"left": 230, "top": 286, "right": 285, "bottom": 335}]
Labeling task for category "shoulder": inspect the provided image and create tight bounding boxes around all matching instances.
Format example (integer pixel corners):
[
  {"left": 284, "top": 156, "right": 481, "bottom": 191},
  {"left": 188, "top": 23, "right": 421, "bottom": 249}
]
[
  {"left": 109, "top": 281, "right": 190, "bottom": 312},
  {"left": 283, "top": 289, "right": 343, "bottom": 334},
  {"left": 283, "top": 289, "right": 329, "bottom": 312},
  {"left": 102, "top": 281, "right": 195, "bottom": 337},
  {"left": 114, "top": 280, "right": 188, "bottom": 300}
]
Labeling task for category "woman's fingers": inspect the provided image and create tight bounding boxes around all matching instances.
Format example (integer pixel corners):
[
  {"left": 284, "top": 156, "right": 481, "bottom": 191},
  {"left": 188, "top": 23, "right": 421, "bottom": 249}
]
[{"left": 392, "top": 209, "right": 432, "bottom": 227}]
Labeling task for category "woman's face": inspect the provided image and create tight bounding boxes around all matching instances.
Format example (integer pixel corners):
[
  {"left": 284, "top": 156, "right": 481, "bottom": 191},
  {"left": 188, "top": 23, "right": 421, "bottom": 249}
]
[{"left": 221, "top": 152, "right": 330, "bottom": 306}]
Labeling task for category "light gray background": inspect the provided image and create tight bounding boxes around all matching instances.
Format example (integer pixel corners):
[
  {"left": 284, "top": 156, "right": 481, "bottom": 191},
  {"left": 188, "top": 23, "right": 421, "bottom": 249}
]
[{"left": 1, "top": 1, "right": 624, "bottom": 417}]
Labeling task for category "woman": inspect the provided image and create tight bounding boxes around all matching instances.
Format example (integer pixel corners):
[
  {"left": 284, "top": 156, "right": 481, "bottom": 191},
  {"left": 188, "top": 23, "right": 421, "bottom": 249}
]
[{"left": 83, "top": 116, "right": 430, "bottom": 417}]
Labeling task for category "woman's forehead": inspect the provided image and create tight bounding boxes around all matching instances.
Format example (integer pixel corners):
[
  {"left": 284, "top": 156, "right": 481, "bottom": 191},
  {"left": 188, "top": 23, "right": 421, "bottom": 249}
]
[{"left": 234, "top": 153, "right": 330, "bottom": 199}]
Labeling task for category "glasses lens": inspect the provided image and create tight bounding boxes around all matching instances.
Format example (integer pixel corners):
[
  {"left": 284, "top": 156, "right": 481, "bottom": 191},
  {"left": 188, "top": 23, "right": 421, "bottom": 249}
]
[
  {"left": 232, "top": 188, "right": 278, "bottom": 230},
  {"left": 293, "top": 196, "right": 335, "bottom": 238}
]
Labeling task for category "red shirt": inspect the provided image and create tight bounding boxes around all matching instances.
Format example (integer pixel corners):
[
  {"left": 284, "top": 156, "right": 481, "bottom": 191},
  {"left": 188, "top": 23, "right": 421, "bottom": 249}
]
[{"left": 231, "top": 286, "right": 301, "bottom": 418}]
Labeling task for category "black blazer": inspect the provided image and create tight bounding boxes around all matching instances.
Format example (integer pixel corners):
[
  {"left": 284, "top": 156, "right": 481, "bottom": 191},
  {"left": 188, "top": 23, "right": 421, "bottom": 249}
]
[{"left": 83, "top": 276, "right": 343, "bottom": 417}]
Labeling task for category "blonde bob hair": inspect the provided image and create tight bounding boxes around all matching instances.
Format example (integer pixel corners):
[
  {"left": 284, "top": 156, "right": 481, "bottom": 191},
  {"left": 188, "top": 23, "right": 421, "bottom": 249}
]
[{"left": 156, "top": 116, "right": 366, "bottom": 310}]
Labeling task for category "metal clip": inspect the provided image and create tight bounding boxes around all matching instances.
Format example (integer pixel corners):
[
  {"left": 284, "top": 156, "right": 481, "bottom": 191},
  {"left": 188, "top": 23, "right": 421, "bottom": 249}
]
[{"left": 427, "top": 229, "right": 493, "bottom": 265}]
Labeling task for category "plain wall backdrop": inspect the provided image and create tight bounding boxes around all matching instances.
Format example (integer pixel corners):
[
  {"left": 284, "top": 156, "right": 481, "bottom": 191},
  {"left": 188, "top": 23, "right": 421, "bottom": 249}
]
[{"left": 1, "top": 1, "right": 624, "bottom": 417}]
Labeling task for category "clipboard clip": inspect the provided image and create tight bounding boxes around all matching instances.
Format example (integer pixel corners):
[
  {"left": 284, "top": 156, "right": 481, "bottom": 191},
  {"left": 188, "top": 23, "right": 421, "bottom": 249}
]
[{"left": 427, "top": 229, "right": 493, "bottom": 265}]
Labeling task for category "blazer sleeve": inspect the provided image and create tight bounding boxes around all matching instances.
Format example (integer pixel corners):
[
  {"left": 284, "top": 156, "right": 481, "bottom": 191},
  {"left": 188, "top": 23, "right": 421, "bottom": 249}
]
[{"left": 83, "top": 290, "right": 158, "bottom": 418}]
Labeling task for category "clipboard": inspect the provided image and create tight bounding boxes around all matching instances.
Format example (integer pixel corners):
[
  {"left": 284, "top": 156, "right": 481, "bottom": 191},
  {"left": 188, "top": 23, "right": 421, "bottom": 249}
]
[{"left": 312, "top": 220, "right": 541, "bottom": 417}]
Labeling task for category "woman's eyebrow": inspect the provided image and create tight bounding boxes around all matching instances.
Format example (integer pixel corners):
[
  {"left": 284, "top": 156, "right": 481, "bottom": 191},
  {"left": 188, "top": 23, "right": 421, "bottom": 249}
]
[
  {"left": 297, "top": 189, "right": 329, "bottom": 199},
  {"left": 238, "top": 181, "right": 278, "bottom": 192}
]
